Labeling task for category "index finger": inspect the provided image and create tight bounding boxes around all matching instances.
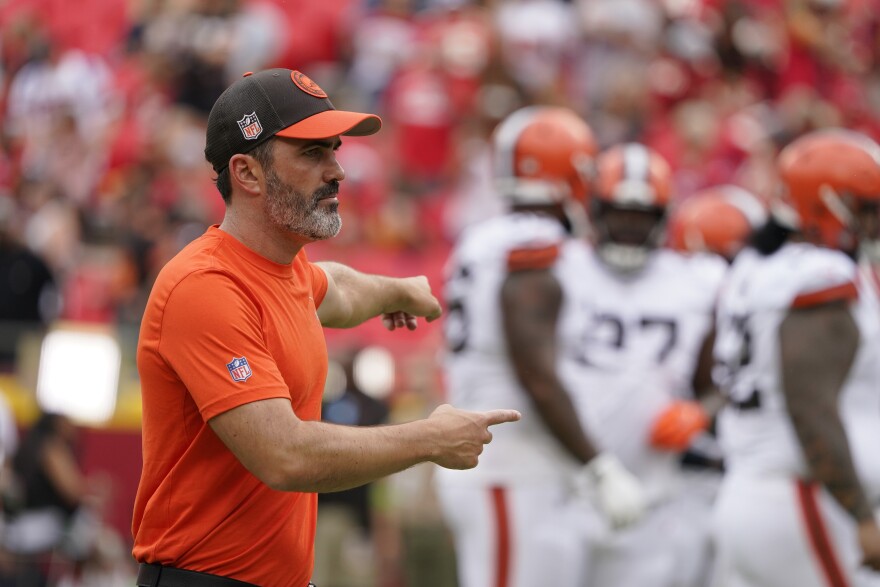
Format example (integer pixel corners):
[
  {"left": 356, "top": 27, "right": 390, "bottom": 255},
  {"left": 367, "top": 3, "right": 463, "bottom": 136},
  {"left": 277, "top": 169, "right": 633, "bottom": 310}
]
[{"left": 482, "top": 409, "right": 522, "bottom": 427}]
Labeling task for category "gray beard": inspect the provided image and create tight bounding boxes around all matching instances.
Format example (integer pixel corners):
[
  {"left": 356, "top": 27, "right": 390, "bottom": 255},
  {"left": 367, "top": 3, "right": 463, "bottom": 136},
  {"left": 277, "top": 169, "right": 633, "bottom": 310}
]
[{"left": 264, "top": 170, "right": 342, "bottom": 241}]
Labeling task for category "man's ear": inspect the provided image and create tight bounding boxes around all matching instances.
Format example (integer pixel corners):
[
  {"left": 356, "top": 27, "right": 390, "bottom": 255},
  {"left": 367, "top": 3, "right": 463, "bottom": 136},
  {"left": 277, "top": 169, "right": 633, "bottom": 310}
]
[{"left": 229, "top": 153, "right": 263, "bottom": 197}]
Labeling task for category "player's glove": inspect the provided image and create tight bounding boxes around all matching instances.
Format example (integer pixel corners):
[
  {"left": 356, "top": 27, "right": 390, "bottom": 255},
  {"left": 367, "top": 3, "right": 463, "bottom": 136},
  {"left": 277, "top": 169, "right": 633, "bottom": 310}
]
[
  {"left": 576, "top": 453, "right": 647, "bottom": 529},
  {"left": 649, "top": 400, "right": 709, "bottom": 452}
]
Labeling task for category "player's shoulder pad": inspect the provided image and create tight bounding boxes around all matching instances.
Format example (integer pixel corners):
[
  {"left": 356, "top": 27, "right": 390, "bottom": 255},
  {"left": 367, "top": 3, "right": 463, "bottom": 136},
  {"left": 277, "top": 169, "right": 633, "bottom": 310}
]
[
  {"left": 672, "top": 250, "right": 728, "bottom": 288},
  {"left": 498, "top": 213, "right": 566, "bottom": 272},
  {"left": 782, "top": 243, "right": 859, "bottom": 309},
  {"left": 507, "top": 241, "right": 561, "bottom": 272},
  {"left": 654, "top": 249, "right": 728, "bottom": 309}
]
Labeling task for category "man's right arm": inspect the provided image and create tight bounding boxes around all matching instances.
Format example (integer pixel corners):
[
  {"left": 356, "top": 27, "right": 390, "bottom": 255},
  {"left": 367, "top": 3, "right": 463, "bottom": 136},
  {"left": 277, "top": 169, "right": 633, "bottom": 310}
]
[
  {"left": 209, "top": 400, "right": 520, "bottom": 493},
  {"left": 158, "top": 271, "right": 520, "bottom": 492}
]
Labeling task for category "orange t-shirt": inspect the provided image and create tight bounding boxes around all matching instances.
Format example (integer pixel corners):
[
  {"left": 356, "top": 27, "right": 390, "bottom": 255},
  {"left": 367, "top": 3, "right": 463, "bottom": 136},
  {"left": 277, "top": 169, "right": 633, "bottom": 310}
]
[{"left": 132, "top": 226, "right": 329, "bottom": 587}]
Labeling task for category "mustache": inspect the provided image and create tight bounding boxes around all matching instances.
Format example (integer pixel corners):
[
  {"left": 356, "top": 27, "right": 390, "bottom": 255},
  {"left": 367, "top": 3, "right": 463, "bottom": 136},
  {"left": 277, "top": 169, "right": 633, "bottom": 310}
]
[{"left": 314, "top": 181, "right": 340, "bottom": 200}]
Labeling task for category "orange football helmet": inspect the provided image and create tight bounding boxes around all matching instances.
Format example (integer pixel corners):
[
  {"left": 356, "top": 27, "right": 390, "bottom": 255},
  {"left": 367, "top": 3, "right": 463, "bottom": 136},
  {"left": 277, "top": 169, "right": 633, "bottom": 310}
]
[
  {"left": 668, "top": 185, "right": 767, "bottom": 261},
  {"left": 591, "top": 143, "right": 673, "bottom": 272},
  {"left": 493, "top": 106, "right": 597, "bottom": 205},
  {"left": 777, "top": 128, "right": 880, "bottom": 252},
  {"left": 593, "top": 143, "right": 673, "bottom": 208}
]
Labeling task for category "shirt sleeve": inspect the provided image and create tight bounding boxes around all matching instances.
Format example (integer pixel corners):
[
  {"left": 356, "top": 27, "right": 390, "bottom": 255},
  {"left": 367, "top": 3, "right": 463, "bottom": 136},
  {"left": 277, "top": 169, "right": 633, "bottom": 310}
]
[
  {"left": 158, "top": 270, "right": 291, "bottom": 421},
  {"left": 302, "top": 253, "right": 329, "bottom": 307},
  {"left": 791, "top": 281, "right": 858, "bottom": 308},
  {"left": 507, "top": 243, "right": 562, "bottom": 272},
  {"left": 789, "top": 249, "right": 859, "bottom": 309}
]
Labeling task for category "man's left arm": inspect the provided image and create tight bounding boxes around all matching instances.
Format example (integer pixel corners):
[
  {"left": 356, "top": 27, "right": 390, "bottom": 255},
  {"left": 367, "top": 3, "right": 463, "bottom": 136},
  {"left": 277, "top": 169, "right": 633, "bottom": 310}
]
[{"left": 316, "top": 261, "right": 442, "bottom": 329}]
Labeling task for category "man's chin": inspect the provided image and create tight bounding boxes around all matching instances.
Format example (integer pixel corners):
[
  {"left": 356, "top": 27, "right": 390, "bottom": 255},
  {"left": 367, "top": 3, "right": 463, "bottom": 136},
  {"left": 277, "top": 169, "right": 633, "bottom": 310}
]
[
  {"left": 312, "top": 226, "right": 342, "bottom": 241},
  {"left": 303, "top": 215, "right": 342, "bottom": 241}
]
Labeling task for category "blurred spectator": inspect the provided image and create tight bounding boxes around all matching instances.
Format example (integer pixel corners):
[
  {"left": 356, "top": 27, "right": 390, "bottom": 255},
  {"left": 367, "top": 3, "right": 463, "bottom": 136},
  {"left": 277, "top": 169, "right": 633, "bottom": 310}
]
[
  {"left": 346, "top": 0, "right": 417, "bottom": 110},
  {"left": 495, "top": 0, "right": 578, "bottom": 103},
  {"left": 0, "top": 196, "right": 57, "bottom": 372},
  {"left": 383, "top": 57, "right": 457, "bottom": 193},
  {"left": 388, "top": 352, "right": 458, "bottom": 587},
  {"left": 314, "top": 349, "right": 391, "bottom": 587},
  {"left": 575, "top": 0, "right": 673, "bottom": 148},
  {"left": 4, "top": 43, "right": 114, "bottom": 147},
  {"left": 140, "top": 0, "right": 238, "bottom": 114},
  {"left": 3, "top": 412, "right": 112, "bottom": 587}
]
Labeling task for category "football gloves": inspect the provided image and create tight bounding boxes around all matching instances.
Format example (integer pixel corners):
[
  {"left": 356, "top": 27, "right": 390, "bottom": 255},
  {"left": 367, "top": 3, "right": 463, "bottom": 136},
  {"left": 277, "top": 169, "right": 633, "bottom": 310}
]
[
  {"left": 578, "top": 453, "right": 647, "bottom": 529},
  {"left": 649, "top": 400, "right": 710, "bottom": 452}
]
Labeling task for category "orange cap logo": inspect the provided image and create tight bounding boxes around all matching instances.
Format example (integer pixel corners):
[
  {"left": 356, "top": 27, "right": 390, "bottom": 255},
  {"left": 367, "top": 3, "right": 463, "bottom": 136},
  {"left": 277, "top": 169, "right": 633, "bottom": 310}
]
[{"left": 291, "top": 71, "right": 327, "bottom": 98}]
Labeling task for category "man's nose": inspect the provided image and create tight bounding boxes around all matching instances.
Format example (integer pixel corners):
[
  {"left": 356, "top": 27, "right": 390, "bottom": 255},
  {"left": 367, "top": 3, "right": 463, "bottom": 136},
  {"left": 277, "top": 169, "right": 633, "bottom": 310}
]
[{"left": 324, "top": 155, "right": 345, "bottom": 183}]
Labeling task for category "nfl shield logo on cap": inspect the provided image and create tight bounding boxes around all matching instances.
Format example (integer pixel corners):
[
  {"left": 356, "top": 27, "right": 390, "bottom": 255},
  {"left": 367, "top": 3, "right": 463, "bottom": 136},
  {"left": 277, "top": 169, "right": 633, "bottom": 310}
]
[
  {"left": 237, "top": 112, "right": 263, "bottom": 140},
  {"left": 227, "top": 357, "right": 253, "bottom": 382}
]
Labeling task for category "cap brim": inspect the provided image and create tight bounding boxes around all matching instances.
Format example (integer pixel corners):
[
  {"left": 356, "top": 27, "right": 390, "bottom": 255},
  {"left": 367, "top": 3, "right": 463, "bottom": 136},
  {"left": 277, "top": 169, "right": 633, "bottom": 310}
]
[{"left": 275, "top": 110, "right": 382, "bottom": 140}]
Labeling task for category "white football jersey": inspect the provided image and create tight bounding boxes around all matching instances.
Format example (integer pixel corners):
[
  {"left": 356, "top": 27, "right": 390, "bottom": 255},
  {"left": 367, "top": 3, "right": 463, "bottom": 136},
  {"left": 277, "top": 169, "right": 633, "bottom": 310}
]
[
  {"left": 439, "top": 212, "right": 589, "bottom": 484},
  {"left": 714, "top": 243, "right": 880, "bottom": 499},
  {"left": 566, "top": 247, "right": 726, "bottom": 500}
]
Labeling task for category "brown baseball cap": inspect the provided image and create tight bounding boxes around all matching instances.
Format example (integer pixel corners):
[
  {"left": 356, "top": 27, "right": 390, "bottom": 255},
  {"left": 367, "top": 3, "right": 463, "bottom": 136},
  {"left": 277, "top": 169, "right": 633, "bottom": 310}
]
[{"left": 204, "top": 69, "right": 382, "bottom": 173}]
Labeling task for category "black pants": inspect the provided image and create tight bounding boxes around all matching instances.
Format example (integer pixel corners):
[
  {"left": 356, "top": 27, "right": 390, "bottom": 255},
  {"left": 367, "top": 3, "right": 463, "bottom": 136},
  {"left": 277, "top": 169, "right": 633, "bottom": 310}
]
[
  {"left": 136, "top": 564, "right": 259, "bottom": 587},
  {"left": 136, "top": 563, "right": 317, "bottom": 587}
]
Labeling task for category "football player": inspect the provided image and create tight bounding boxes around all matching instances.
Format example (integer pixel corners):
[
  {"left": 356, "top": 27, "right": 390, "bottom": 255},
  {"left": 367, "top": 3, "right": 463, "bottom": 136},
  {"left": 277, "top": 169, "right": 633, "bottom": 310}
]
[
  {"left": 663, "top": 184, "right": 769, "bottom": 586},
  {"left": 668, "top": 185, "right": 768, "bottom": 264},
  {"left": 571, "top": 143, "right": 728, "bottom": 587},
  {"left": 435, "top": 106, "right": 646, "bottom": 587},
  {"left": 711, "top": 129, "right": 880, "bottom": 587}
]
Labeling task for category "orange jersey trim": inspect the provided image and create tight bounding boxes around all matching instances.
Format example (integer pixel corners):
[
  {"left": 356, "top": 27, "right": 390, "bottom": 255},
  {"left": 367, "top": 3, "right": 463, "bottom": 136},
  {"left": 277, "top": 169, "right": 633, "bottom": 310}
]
[
  {"left": 507, "top": 244, "right": 560, "bottom": 272},
  {"left": 795, "top": 481, "right": 849, "bottom": 587},
  {"left": 791, "top": 282, "right": 858, "bottom": 309},
  {"left": 491, "top": 486, "right": 511, "bottom": 587}
]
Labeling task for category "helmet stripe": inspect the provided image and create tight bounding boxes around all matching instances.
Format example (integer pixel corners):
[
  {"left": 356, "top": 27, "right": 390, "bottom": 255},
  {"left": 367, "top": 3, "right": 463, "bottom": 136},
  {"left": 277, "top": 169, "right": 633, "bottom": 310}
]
[{"left": 622, "top": 143, "right": 650, "bottom": 182}]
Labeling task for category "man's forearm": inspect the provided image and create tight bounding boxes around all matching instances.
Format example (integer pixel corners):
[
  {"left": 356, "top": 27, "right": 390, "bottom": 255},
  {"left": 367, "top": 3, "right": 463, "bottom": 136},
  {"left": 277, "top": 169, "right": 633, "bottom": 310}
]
[
  {"left": 317, "top": 261, "right": 397, "bottom": 327},
  {"left": 279, "top": 419, "right": 437, "bottom": 492},
  {"left": 316, "top": 262, "right": 440, "bottom": 328},
  {"left": 210, "top": 398, "right": 513, "bottom": 493}
]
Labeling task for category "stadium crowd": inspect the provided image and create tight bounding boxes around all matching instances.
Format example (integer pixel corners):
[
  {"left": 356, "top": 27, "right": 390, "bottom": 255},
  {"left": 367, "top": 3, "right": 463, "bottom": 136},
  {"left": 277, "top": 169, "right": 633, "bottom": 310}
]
[
  {"left": 1, "top": 0, "right": 880, "bottom": 586},
  {"left": 2, "top": 0, "right": 879, "bottom": 339}
]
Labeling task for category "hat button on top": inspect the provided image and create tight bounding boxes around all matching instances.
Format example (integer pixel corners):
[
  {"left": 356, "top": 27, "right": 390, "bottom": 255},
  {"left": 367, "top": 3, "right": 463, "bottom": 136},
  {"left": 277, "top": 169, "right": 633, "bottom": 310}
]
[{"left": 242, "top": 71, "right": 253, "bottom": 77}]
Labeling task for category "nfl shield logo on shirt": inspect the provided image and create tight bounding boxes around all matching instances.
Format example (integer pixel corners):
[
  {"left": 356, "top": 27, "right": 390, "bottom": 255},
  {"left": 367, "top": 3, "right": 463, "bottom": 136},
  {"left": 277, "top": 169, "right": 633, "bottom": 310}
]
[
  {"left": 227, "top": 357, "right": 253, "bottom": 382},
  {"left": 237, "top": 112, "right": 262, "bottom": 140}
]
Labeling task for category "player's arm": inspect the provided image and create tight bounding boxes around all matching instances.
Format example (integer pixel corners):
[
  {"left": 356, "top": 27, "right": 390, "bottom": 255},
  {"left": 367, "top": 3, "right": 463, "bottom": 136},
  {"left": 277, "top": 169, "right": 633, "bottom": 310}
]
[
  {"left": 209, "top": 399, "right": 520, "bottom": 493},
  {"left": 692, "top": 326, "right": 719, "bottom": 403},
  {"left": 689, "top": 325, "right": 725, "bottom": 421},
  {"left": 779, "top": 299, "right": 870, "bottom": 522},
  {"left": 501, "top": 261, "right": 647, "bottom": 527},
  {"left": 316, "top": 261, "right": 442, "bottom": 329},
  {"left": 500, "top": 266, "right": 599, "bottom": 464}
]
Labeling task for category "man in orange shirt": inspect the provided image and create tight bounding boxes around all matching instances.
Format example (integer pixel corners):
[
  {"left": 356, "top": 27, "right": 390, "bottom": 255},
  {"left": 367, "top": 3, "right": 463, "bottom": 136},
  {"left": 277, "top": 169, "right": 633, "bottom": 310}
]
[{"left": 132, "top": 68, "right": 520, "bottom": 587}]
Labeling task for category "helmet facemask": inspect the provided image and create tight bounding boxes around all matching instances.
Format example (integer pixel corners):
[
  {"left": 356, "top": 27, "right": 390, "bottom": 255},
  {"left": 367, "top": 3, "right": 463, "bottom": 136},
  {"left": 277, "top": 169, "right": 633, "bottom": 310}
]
[
  {"left": 593, "top": 200, "right": 667, "bottom": 274},
  {"left": 590, "top": 142, "right": 673, "bottom": 274}
]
